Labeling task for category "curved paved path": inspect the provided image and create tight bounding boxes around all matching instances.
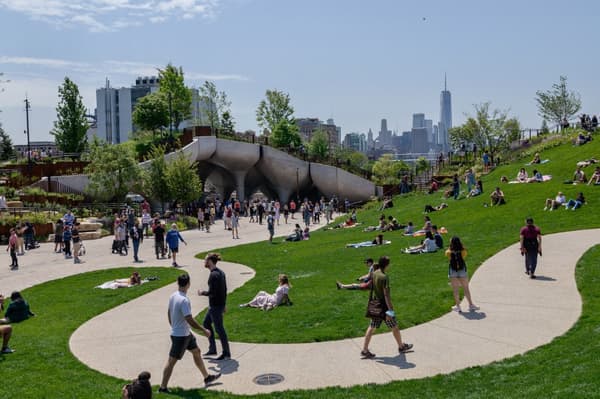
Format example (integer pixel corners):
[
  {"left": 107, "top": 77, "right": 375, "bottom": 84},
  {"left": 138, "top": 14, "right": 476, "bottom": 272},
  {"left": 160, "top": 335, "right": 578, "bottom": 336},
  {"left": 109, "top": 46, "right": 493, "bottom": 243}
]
[{"left": 1, "top": 222, "right": 596, "bottom": 394}]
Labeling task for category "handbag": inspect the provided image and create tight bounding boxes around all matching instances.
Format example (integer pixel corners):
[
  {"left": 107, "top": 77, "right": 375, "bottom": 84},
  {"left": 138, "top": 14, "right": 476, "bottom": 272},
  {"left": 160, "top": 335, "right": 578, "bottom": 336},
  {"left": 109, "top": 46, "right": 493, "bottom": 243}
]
[{"left": 365, "top": 282, "right": 385, "bottom": 319}]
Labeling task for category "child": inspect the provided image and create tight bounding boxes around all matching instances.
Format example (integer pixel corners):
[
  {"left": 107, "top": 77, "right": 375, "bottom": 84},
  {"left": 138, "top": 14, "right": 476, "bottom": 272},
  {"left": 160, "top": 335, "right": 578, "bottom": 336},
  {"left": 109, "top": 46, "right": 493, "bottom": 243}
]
[{"left": 231, "top": 211, "right": 240, "bottom": 239}]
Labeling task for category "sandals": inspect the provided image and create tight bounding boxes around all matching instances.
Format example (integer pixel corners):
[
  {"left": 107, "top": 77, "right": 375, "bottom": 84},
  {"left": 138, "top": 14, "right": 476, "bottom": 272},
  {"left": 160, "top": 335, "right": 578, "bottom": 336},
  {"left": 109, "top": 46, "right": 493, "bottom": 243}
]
[
  {"left": 360, "top": 349, "right": 376, "bottom": 359},
  {"left": 399, "top": 343, "right": 413, "bottom": 353}
]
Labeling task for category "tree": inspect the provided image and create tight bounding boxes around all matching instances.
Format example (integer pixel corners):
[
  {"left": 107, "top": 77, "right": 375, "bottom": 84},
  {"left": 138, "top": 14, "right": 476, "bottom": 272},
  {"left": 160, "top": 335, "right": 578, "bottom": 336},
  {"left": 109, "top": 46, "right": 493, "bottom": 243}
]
[
  {"left": 371, "top": 154, "right": 409, "bottom": 185},
  {"left": 84, "top": 139, "right": 141, "bottom": 201},
  {"left": 449, "top": 102, "right": 518, "bottom": 158},
  {"left": 158, "top": 64, "right": 192, "bottom": 132},
  {"left": 198, "top": 81, "right": 231, "bottom": 135},
  {"left": 142, "top": 145, "right": 171, "bottom": 212},
  {"left": 256, "top": 89, "right": 295, "bottom": 133},
  {"left": 540, "top": 119, "right": 550, "bottom": 135},
  {"left": 270, "top": 120, "right": 302, "bottom": 150},
  {"left": 415, "top": 157, "right": 430, "bottom": 174},
  {"left": 0, "top": 123, "right": 15, "bottom": 161},
  {"left": 166, "top": 152, "right": 202, "bottom": 206},
  {"left": 52, "top": 77, "right": 89, "bottom": 153},
  {"left": 220, "top": 111, "right": 236, "bottom": 135},
  {"left": 535, "top": 76, "right": 581, "bottom": 129},
  {"left": 132, "top": 92, "right": 169, "bottom": 134},
  {"left": 307, "top": 129, "right": 330, "bottom": 160}
]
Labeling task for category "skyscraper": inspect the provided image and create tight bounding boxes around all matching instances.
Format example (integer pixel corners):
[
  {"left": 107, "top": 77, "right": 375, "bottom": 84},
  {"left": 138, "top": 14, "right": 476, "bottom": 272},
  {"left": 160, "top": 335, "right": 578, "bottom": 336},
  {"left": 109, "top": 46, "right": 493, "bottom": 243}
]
[
  {"left": 439, "top": 74, "right": 452, "bottom": 151},
  {"left": 412, "top": 113, "right": 425, "bottom": 129}
]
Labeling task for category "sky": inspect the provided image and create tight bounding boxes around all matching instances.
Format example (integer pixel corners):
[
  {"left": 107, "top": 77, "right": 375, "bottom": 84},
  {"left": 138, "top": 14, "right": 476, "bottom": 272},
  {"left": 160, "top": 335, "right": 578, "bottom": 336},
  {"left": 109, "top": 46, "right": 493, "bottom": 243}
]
[{"left": 1, "top": 0, "right": 599, "bottom": 145}]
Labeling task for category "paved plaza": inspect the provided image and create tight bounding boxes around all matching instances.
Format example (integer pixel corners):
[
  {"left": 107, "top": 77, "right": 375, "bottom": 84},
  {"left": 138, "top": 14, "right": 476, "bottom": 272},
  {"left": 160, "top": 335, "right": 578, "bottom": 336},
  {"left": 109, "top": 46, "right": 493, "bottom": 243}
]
[{"left": 0, "top": 219, "right": 596, "bottom": 394}]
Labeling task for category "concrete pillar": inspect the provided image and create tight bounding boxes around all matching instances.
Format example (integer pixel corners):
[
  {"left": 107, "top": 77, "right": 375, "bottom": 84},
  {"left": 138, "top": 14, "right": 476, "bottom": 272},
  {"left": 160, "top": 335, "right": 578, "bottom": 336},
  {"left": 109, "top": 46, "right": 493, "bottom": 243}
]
[
  {"left": 276, "top": 187, "right": 293, "bottom": 204},
  {"left": 232, "top": 171, "right": 247, "bottom": 201}
]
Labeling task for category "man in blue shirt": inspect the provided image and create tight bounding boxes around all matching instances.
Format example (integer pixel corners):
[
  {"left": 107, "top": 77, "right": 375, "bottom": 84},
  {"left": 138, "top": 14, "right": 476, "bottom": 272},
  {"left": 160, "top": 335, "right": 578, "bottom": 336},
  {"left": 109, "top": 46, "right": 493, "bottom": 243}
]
[{"left": 165, "top": 223, "right": 186, "bottom": 267}]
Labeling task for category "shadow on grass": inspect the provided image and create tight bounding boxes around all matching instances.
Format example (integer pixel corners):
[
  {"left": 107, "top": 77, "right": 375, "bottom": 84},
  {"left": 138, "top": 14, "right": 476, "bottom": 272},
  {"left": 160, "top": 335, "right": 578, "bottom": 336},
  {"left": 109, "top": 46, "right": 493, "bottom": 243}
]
[{"left": 375, "top": 353, "right": 416, "bottom": 369}]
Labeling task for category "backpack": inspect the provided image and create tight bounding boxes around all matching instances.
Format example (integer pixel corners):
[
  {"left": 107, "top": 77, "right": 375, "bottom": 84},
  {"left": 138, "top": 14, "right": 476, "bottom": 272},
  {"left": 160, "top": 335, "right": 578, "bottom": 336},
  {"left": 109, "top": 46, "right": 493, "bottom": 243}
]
[{"left": 449, "top": 250, "right": 466, "bottom": 271}]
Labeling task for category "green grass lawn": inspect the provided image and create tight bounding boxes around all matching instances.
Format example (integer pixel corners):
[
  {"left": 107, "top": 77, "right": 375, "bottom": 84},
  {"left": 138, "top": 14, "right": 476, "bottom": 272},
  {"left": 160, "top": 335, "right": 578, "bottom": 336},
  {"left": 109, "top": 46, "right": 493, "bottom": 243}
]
[
  {"left": 199, "top": 136, "right": 600, "bottom": 344},
  {"left": 2, "top": 135, "right": 600, "bottom": 398}
]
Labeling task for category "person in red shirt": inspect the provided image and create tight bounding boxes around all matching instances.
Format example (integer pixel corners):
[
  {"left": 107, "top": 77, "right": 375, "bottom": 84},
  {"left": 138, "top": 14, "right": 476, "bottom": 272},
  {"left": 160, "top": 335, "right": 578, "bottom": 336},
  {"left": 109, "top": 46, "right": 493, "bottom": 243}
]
[
  {"left": 289, "top": 200, "right": 296, "bottom": 219},
  {"left": 520, "top": 217, "right": 542, "bottom": 278}
]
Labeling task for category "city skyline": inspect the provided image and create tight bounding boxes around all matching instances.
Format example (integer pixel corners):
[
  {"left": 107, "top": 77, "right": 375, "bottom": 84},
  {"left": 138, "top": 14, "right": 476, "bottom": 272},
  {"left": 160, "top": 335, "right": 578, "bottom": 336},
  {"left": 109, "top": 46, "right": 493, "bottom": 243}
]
[{"left": 1, "top": 0, "right": 599, "bottom": 145}]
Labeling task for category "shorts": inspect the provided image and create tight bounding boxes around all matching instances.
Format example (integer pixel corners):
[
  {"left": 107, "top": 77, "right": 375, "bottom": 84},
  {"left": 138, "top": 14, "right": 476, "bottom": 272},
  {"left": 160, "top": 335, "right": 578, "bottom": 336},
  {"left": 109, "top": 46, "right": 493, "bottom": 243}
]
[
  {"left": 54, "top": 235, "right": 63, "bottom": 244},
  {"left": 370, "top": 316, "right": 397, "bottom": 329},
  {"left": 169, "top": 334, "right": 198, "bottom": 359},
  {"left": 449, "top": 269, "right": 468, "bottom": 278}
]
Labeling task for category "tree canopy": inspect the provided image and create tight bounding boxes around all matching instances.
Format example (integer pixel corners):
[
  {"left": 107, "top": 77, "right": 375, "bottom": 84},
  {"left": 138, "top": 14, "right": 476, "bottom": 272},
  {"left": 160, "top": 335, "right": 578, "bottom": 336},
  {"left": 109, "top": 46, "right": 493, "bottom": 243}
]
[
  {"left": 0, "top": 123, "right": 15, "bottom": 161},
  {"left": 449, "top": 102, "right": 520, "bottom": 156},
  {"left": 535, "top": 76, "right": 581, "bottom": 129},
  {"left": 84, "top": 139, "right": 141, "bottom": 201},
  {"left": 132, "top": 92, "right": 169, "bottom": 133},
  {"left": 371, "top": 154, "right": 409, "bottom": 185},
  {"left": 256, "top": 89, "right": 295, "bottom": 133},
  {"left": 142, "top": 145, "right": 170, "bottom": 211},
  {"left": 270, "top": 119, "right": 302, "bottom": 150},
  {"left": 198, "top": 81, "right": 231, "bottom": 134},
  {"left": 158, "top": 64, "right": 192, "bottom": 131},
  {"left": 52, "top": 77, "right": 89, "bottom": 153},
  {"left": 166, "top": 152, "right": 202, "bottom": 206},
  {"left": 307, "top": 129, "right": 330, "bottom": 161}
]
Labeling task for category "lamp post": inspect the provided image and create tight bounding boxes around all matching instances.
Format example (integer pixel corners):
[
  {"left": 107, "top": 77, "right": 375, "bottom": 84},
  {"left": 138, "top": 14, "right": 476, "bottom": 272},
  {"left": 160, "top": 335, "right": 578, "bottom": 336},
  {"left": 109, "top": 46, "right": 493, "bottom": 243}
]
[
  {"left": 296, "top": 167, "right": 299, "bottom": 201},
  {"left": 24, "top": 97, "right": 32, "bottom": 180}
]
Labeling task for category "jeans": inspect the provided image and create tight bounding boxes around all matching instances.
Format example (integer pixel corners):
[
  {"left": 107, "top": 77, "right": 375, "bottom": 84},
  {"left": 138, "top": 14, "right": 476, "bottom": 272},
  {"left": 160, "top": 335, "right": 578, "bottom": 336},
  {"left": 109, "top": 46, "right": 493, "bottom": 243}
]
[
  {"left": 525, "top": 249, "right": 539, "bottom": 274},
  {"left": 565, "top": 199, "right": 582, "bottom": 209},
  {"left": 203, "top": 305, "right": 230, "bottom": 356},
  {"left": 132, "top": 238, "right": 140, "bottom": 261}
]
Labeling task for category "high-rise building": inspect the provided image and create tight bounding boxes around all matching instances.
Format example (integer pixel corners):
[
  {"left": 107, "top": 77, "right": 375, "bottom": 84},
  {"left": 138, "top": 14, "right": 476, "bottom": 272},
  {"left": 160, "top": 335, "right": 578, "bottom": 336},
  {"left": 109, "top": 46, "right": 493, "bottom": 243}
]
[
  {"left": 412, "top": 113, "right": 425, "bottom": 129},
  {"left": 424, "top": 119, "right": 433, "bottom": 143},
  {"left": 95, "top": 76, "right": 203, "bottom": 144},
  {"left": 439, "top": 74, "right": 452, "bottom": 151},
  {"left": 379, "top": 118, "right": 391, "bottom": 146},
  {"left": 343, "top": 132, "right": 367, "bottom": 153},
  {"left": 367, "top": 129, "right": 374, "bottom": 149},
  {"left": 296, "top": 118, "right": 340, "bottom": 151}
]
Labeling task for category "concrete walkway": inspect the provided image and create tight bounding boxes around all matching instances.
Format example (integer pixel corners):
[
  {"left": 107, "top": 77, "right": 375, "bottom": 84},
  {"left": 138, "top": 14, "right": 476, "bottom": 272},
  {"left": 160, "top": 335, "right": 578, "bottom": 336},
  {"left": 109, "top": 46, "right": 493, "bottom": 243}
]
[{"left": 1, "top": 222, "right": 595, "bottom": 394}]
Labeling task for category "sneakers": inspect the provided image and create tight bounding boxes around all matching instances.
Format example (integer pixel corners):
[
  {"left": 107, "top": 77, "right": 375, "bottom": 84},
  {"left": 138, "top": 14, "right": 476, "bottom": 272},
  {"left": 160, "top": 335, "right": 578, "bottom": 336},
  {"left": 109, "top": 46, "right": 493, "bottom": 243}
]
[
  {"left": 172, "top": 262, "right": 179, "bottom": 267},
  {"left": 399, "top": 343, "right": 413, "bottom": 353},
  {"left": 1, "top": 347, "right": 14, "bottom": 354},
  {"left": 203, "top": 350, "right": 217, "bottom": 357},
  {"left": 336, "top": 281, "right": 342, "bottom": 290},
  {"left": 451, "top": 305, "right": 462, "bottom": 313},
  {"left": 157, "top": 387, "right": 170, "bottom": 393},
  {"left": 360, "top": 349, "right": 376, "bottom": 359},
  {"left": 469, "top": 305, "right": 480, "bottom": 311},
  {"left": 204, "top": 373, "right": 222, "bottom": 385}
]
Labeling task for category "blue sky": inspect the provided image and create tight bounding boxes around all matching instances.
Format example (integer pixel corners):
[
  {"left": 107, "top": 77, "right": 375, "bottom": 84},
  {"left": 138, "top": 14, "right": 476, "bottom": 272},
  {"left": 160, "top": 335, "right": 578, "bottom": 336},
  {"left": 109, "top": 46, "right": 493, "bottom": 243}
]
[{"left": 1, "top": 0, "right": 599, "bottom": 144}]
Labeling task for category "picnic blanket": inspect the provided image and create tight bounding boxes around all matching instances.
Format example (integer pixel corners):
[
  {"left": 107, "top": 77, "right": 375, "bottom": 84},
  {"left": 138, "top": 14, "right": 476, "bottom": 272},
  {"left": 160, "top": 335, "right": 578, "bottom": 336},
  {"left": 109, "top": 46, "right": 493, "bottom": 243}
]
[
  {"left": 346, "top": 240, "right": 391, "bottom": 248},
  {"left": 525, "top": 159, "right": 550, "bottom": 165},
  {"left": 508, "top": 175, "right": 552, "bottom": 184},
  {"left": 96, "top": 279, "right": 149, "bottom": 289}
]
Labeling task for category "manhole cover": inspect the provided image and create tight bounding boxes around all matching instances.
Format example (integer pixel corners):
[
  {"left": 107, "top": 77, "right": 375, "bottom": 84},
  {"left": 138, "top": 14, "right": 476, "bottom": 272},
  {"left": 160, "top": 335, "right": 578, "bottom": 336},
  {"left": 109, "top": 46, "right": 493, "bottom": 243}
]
[{"left": 253, "top": 373, "right": 284, "bottom": 385}]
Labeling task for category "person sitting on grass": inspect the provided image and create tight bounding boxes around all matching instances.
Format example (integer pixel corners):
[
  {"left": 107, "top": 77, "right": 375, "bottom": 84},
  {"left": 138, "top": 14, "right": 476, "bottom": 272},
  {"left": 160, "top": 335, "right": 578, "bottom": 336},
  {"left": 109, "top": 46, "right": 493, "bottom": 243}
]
[
  {"left": 588, "top": 166, "right": 600, "bottom": 185},
  {"left": 565, "top": 192, "right": 586, "bottom": 210},
  {"left": 531, "top": 152, "right": 541, "bottom": 164},
  {"left": 239, "top": 274, "right": 291, "bottom": 310},
  {"left": 0, "top": 291, "right": 34, "bottom": 324},
  {"left": 517, "top": 168, "right": 528, "bottom": 183},
  {"left": 404, "top": 221, "right": 414, "bottom": 235},
  {"left": 0, "top": 324, "right": 13, "bottom": 354},
  {"left": 404, "top": 231, "right": 437, "bottom": 254},
  {"left": 573, "top": 166, "right": 587, "bottom": 184},
  {"left": 490, "top": 187, "right": 506, "bottom": 206},
  {"left": 467, "top": 180, "right": 483, "bottom": 198},
  {"left": 336, "top": 258, "right": 377, "bottom": 290},
  {"left": 432, "top": 225, "right": 444, "bottom": 249},
  {"left": 285, "top": 224, "right": 303, "bottom": 241},
  {"left": 302, "top": 227, "right": 310, "bottom": 240},
  {"left": 363, "top": 215, "right": 387, "bottom": 232},
  {"left": 544, "top": 191, "right": 566, "bottom": 211},
  {"left": 527, "top": 169, "right": 543, "bottom": 183},
  {"left": 346, "top": 234, "right": 385, "bottom": 248}
]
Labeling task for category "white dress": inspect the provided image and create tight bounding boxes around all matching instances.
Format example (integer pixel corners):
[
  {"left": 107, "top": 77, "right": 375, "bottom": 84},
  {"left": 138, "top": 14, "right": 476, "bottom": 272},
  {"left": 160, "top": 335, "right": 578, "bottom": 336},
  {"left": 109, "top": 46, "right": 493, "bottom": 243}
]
[{"left": 247, "top": 285, "right": 289, "bottom": 308}]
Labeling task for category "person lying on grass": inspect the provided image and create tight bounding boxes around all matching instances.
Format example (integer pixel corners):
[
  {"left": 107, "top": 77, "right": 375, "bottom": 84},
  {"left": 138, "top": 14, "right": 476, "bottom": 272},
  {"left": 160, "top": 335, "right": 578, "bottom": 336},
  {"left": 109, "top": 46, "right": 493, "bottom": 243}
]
[
  {"left": 239, "top": 274, "right": 291, "bottom": 310},
  {"left": 336, "top": 258, "right": 377, "bottom": 290}
]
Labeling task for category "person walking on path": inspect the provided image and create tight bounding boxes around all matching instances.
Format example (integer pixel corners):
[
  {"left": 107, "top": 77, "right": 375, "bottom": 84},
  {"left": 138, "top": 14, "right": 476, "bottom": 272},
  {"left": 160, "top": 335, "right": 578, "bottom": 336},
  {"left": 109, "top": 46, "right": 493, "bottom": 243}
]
[
  {"left": 520, "top": 217, "right": 542, "bottom": 279},
  {"left": 158, "top": 274, "right": 221, "bottom": 394},
  {"left": 267, "top": 211, "right": 275, "bottom": 243},
  {"left": 131, "top": 219, "right": 142, "bottom": 263},
  {"left": 53, "top": 219, "right": 64, "bottom": 253},
  {"left": 361, "top": 256, "right": 412, "bottom": 358},
  {"left": 63, "top": 224, "right": 72, "bottom": 259},
  {"left": 7, "top": 228, "right": 18, "bottom": 270},
  {"left": 72, "top": 222, "right": 84, "bottom": 264},
  {"left": 198, "top": 253, "right": 231, "bottom": 361},
  {"left": 445, "top": 236, "right": 479, "bottom": 313},
  {"left": 166, "top": 224, "right": 186, "bottom": 267},
  {"left": 231, "top": 211, "right": 240, "bottom": 239},
  {"left": 153, "top": 220, "right": 166, "bottom": 259}
]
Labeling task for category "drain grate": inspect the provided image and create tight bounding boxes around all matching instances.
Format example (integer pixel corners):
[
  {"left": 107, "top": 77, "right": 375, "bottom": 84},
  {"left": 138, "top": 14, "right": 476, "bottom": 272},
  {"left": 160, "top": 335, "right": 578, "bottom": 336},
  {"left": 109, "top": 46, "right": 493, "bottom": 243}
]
[{"left": 253, "top": 373, "right": 284, "bottom": 385}]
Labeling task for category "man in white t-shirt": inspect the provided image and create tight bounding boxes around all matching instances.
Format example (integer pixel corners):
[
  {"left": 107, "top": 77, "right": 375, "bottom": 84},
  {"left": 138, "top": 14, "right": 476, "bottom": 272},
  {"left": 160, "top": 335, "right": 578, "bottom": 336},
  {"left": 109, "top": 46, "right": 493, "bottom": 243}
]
[{"left": 159, "top": 274, "right": 221, "bottom": 393}]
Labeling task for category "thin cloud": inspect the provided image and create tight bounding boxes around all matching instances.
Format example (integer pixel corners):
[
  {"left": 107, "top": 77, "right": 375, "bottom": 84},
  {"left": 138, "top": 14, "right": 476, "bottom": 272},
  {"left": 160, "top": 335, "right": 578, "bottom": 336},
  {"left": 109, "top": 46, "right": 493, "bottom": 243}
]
[
  {"left": 0, "top": 0, "right": 220, "bottom": 32},
  {"left": 0, "top": 56, "right": 250, "bottom": 82}
]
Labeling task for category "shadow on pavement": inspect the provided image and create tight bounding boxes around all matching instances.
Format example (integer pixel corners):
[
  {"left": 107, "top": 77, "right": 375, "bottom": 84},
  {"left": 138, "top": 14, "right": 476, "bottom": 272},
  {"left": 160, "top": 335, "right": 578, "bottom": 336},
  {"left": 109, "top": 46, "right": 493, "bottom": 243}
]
[
  {"left": 375, "top": 353, "right": 416, "bottom": 369},
  {"left": 460, "top": 311, "right": 487, "bottom": 320}
]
